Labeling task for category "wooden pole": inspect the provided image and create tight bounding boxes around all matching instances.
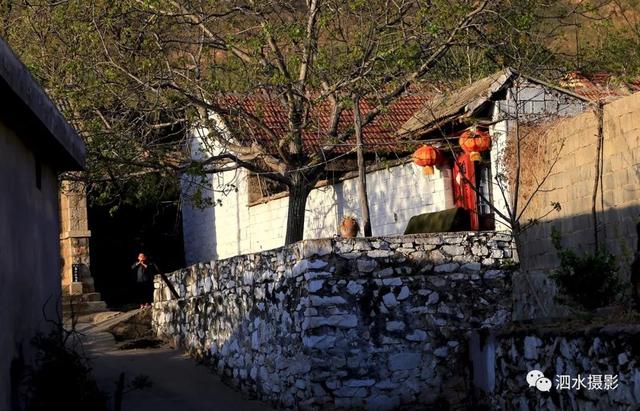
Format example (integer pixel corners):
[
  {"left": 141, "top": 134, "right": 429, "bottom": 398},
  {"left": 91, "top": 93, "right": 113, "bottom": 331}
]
[{"left": 353, "top": 95, "right": 372, "bottom": 237}]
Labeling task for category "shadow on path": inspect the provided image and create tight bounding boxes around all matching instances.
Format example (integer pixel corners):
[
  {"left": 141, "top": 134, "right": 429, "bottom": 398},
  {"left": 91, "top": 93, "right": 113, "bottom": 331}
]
[{"left": 77, "top": 311, "right": 273, "bottom": 411}]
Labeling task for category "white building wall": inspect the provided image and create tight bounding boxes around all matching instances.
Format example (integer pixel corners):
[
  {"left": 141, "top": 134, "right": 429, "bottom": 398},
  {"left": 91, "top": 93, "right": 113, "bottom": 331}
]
[
  {"left": 489, "top": 117, "right": 512, "bottom": 231},
  {"left": 181, "top": 128, "right": 219, "bottom": 263},
  {"left": 183, "top": 158, "right": 454, "bottom": 264},
  {"left": 182, "top": 79, "right": 589, "bottom": 264}
]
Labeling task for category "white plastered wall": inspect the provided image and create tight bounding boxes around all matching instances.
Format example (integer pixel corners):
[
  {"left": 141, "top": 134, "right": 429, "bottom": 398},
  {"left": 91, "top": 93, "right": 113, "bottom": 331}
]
[{"left": 181, "top": 124, "right": 454, "bottom": 263}]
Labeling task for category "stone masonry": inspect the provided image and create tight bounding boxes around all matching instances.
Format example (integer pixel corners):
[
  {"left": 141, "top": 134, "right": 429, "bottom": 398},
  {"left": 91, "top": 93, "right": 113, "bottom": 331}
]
[
  {"left": 153, "top": 232, "right": 516, "bottom": 410},
  {"left": 472, "top": 324, "right": 640, "bottom": 410},
  {"left": 59, "top": 180, "right": 92, "bottom": 294},
  {"left": 59, "top": 180, "right": 107, "bottom": 314}
]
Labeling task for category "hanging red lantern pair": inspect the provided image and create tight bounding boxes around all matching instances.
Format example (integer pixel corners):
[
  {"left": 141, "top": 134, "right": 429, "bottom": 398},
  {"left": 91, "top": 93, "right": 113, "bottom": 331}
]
[
  {"left": 411, "top": 128, "right": 490, "bottom": 174},
  {"left": 412, "top": 145, "right": 440, "bottom": 175},
  {"left": 459, "top": 128, "right": 491, "bottom": 161}
]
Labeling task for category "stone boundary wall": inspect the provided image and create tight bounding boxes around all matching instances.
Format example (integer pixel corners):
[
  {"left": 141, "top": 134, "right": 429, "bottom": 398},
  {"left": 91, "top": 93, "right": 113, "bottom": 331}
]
[
  {"left": 471, "top": 324, "right": 640, "bottom": 410},
  {"left": 153, "top": 232, "right": 516, "bottom": 410}
]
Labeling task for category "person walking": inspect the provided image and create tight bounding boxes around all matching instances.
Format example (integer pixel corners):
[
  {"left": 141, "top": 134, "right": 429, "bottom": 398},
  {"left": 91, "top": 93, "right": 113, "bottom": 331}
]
[{"left": 131, "top": 252, "right": 158, "bottom": 308}]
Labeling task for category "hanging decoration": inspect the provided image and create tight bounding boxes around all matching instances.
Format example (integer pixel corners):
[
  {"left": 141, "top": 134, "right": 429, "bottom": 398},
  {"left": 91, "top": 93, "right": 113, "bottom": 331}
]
[
  {"left": 459, "top": 128, "right": 491, "bottom": 161},
  {"left": 412, "top": 145, "right": 440, "bottom": 175}
]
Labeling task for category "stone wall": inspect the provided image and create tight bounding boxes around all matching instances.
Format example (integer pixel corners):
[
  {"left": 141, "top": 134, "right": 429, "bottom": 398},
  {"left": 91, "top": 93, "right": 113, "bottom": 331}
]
[
  {"left": 153, "top": 232, "right": 515, "bottom": 410},
  {"left": 471, "top": 323, "right": 640, "bottom": 410}
]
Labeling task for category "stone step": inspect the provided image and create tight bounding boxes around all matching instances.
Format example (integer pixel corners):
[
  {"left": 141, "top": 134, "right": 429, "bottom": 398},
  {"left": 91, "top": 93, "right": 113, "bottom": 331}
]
[
  {"left": 80, "top": 277, "right": 95, "bottom": 293},
  {"left": 82, "top": 292, "right": 102, "bottom": 302},
  {"left": 63, "top": 300, "right": 108, "bottom": 317},
  {"left": 62, "top": 292, "right": 102, "bottom": 303}
]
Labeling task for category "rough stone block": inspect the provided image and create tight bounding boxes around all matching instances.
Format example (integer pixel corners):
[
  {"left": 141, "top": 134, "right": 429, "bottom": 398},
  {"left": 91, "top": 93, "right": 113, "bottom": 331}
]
[
  {"left": 347, "top": 281, "right": 364, "bottom": 295},
  {"left": 345, "top": 379, "right": 376, "bottom": 387},
  {"left": 434, "top": 263, "right": 459, "bottom": 273},
  {"left": 382, "top": 277, "right": 402, "bottom": 286},
  {"left": 310, "top": 295, "right": 347, "bottom": 306},
  {"left": 386, "top": 321, "right": 405, "bottom": 332},
  {"left": 307, "top": 280, "right": 324, "bottom": 293},
  {"left": 300, "top": 239, "right": 334, "bottom": 258},
  {"left": 406, "top": 330, "right": 428, "bottom": 342},
  {"left": 302, "top": 335, "right": 336, "bottom": 349},
  {"left": 382, "top": 292, "right": 398, "bottom": 308},
  {"left": 397, "top": 286, "right": 410, "bottom": 301},
  {"left": 357, "top": 259, "right": 378, "bottom": 273},
  {"left": 389, "top": 352, "right": 421, "bottom": 371},
  {"left": 441, "top": 245, "right": 465, "bottom": 256}
]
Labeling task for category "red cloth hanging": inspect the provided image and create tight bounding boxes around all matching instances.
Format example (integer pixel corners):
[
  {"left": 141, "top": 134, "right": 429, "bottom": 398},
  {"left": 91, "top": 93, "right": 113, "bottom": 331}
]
[{"left": 452, "top": 153, "right": 479, "bottom": 230}]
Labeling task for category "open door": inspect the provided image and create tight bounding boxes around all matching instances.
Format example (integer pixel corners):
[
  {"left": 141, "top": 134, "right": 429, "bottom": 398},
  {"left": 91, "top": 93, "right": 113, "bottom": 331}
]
[{"left": 453, "top": 153, "right": 479, "bottom": 230}]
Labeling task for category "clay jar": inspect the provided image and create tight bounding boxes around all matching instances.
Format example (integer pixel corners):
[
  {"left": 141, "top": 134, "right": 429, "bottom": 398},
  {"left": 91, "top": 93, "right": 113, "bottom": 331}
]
[{"left": 340, "top": 216, "right": 359, "bottom": 238}]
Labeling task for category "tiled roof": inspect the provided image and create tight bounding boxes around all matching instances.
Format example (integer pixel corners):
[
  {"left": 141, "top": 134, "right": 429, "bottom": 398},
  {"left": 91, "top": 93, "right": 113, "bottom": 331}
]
[
  {"left": 218, "top": 94, "right": 429, "bottom": 155},
  {"left": 396, "top": 69, "right": 516, "bottom": 137},
  {"left": 559, "top": 71, "right": 640, "bottom": 101},
  {"left": 216, "top": 69, "right": 640, "bottom": 156}
]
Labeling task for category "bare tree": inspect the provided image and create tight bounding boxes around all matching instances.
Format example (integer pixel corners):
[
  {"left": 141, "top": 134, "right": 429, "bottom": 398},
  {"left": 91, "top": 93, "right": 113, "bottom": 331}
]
[
  {"left": 3, "top": 0, "right": 620, "bottom": 244},
  {"left": 2, "top": 0, "right": 496, "bottom": 244}
]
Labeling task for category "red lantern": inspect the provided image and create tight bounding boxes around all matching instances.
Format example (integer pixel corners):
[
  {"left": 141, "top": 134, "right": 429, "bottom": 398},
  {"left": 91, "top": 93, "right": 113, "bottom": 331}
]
[
  {"left": 459, "top": 128, "right": 491, "bottom": 161},
  {"left": 412, "top": 145, "right": 440, "bottom": 175}
]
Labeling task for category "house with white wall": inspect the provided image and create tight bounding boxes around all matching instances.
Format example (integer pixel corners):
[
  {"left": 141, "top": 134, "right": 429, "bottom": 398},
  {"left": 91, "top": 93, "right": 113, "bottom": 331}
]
[
  {"left": 0, "top": 38, "right": 85, "bottom": 409},
  {"left": 181, "top": 69, "right": 591, "bottom": 265}
]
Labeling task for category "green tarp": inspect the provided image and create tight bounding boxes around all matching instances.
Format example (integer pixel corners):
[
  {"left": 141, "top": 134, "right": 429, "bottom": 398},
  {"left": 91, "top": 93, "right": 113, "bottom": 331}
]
[{"left": 403, "top": 207, "right": 471, "bottom": 234}]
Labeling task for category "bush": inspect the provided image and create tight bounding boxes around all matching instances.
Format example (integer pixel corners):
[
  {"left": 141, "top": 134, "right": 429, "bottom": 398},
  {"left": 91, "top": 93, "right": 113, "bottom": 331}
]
[
  {"left": 550, "top": 227, "right": 621, "bottom": 310},
  {"left": 21, "top": 330, "right": 108, "bottom": 411}
]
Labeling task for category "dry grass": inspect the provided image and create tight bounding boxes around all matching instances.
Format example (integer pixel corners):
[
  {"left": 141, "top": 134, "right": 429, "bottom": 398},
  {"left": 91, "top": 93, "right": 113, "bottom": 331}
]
[{"left": 503, "top": 118, "right": 565, "bottom": 206}]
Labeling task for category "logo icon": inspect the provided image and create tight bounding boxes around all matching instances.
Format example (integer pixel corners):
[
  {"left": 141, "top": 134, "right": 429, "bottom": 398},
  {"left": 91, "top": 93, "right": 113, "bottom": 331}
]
[{"left": 527, "top": 370, "right": 552, "bottom": 392}]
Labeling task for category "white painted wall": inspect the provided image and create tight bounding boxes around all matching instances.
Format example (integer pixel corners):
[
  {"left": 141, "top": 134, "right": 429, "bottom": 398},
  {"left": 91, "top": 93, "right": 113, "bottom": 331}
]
[
  {"left": 489, "top": 117, "right": 512, "bottom": 232},
  {"left": 0, "top": 123, "right": 61, "bottom": 410},
  {"left": 181, "top": 80, "right": 588, "bottom": 265},
  {"left": 182, "top": 155, "right": 454, "bottom": 264}
]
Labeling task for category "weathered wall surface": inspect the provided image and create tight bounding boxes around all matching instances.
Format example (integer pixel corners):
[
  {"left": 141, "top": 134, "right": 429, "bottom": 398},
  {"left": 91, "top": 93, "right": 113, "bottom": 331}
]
[
  {"left": 0, "top": 123, "right": 61, "bottom": 410},
  {"left": 516, "top": 92, "right": 640, "bottom": 319},
  {"left": 181, "top": 159, "right": 454, "bottom": 265},
  {"left": 520, "top": 92, "right": 640, "bottom": 271},
  {"left": 59, "top": 180, "right": 92, "bottom": 294},
  {"left": 153, "top": 232, "right": 515, "bottom": 410},
  {"left": 471, "top": 324, "right": 640, "bottom": 410}
]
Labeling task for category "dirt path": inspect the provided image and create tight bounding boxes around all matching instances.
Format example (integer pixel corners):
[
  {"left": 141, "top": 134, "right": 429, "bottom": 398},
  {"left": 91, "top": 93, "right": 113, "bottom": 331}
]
[{"left": 75, "top": 311, "right": 273, "bottom": 411}]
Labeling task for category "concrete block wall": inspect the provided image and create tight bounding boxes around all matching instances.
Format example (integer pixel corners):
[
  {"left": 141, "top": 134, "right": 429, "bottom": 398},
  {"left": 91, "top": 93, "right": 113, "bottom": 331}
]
[
  {"left": 519, "top": 92, "right": 640, "bottom": 273},
  {"left": 600, "top": 94, "right": 640, "bottom": 261}
]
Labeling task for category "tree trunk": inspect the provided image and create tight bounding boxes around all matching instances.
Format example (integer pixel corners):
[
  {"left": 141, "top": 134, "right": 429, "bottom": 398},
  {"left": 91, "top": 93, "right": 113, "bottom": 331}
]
[
  {"left": 511, "top": 221, "right": 522, "bottom": 265},
  {"left": 354, "top": 95, "right": 372, "bottom": 236},
  {"left": 284, "top": 172, "right": 312, "bottom": 245}
]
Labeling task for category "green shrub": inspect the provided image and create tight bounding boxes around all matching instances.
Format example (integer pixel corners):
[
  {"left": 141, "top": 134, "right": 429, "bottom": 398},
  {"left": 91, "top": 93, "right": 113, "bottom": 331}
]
[{"left": 550, "top": 227, "right": 622, "bottom": 310}]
